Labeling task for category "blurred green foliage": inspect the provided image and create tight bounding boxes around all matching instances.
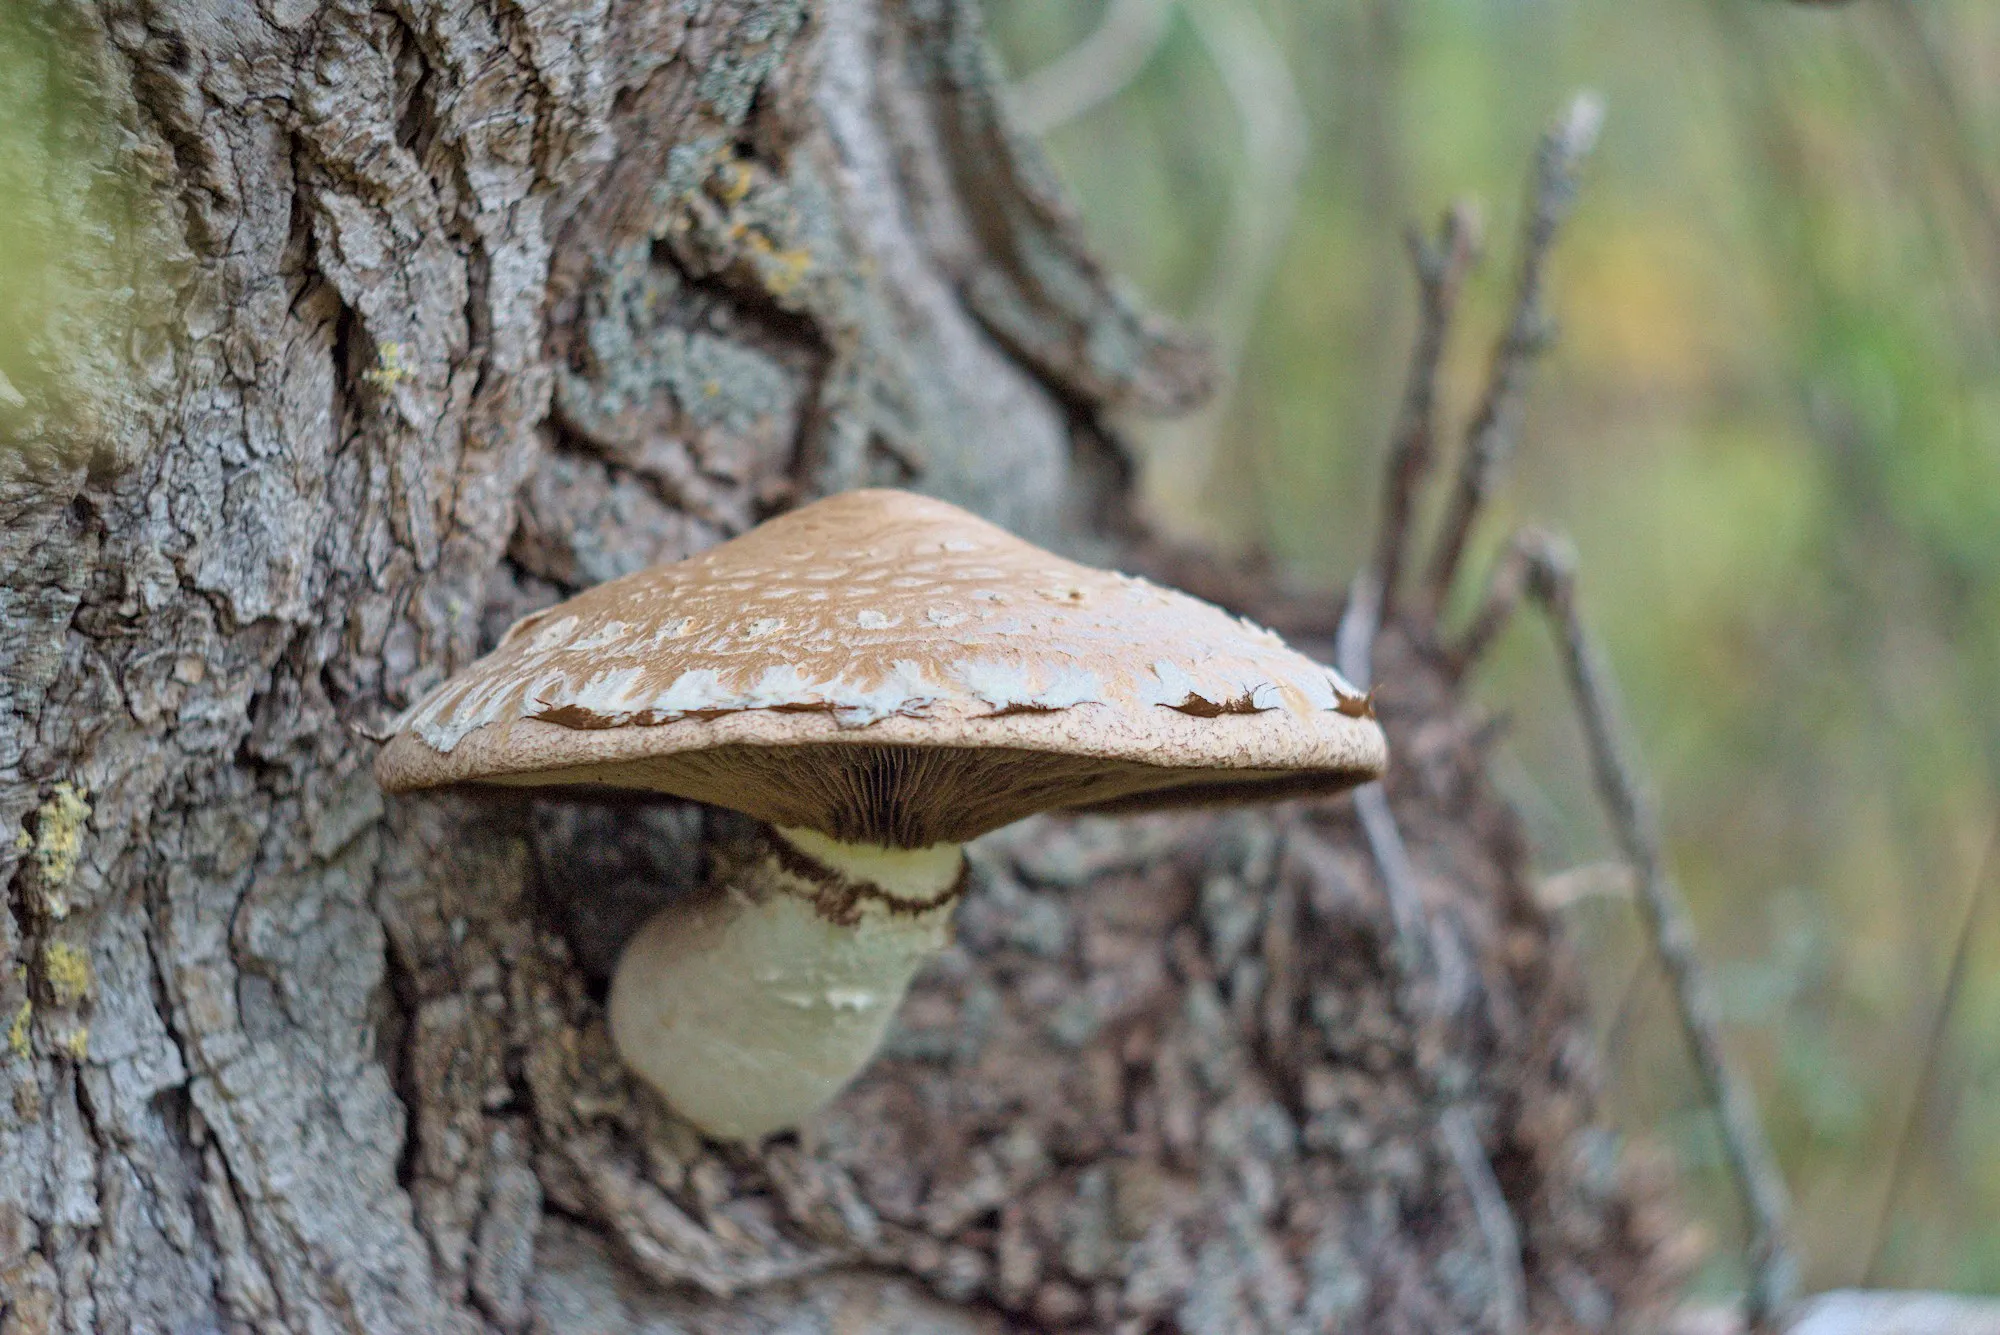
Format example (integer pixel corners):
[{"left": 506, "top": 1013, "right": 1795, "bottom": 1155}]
[
  {"left": 986, "top": 0, "right": 2000, "bottom": 1299},
  {"left": 0, "top": 1, "right": 165, "bottom": 465}
]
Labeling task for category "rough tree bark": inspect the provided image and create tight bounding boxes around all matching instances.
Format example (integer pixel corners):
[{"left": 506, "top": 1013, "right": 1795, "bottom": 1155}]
[{"left": 0, "top": 0, "right": 1674, "bottom": 1330}]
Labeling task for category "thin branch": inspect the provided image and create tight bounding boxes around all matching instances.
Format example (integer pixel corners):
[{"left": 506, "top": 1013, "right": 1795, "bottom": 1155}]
[
  {"left": 1101, "top": 0, "right": 1306, "bottom": 520},
  {"left": 1535, "top": 859, "right": 1635, "bottom": 911},
  {"left": 1518, "top": 532, "right": 1796, "bottom": 1328},
  {"left": 1182, "top": 0, "right": 1309, "bottom": 368},
  {"left": 1355, "top": 786, "right": 1433, "bottom": 976},
  {"left": 1336, "top": 573, "right": 1435, "bottom": 979},
  {"left": 1875, "top": 0, "right": 2000, "bottom": 329},
  {"left": 1602, "top": 954, "right": 1655, "bottom": 1074},
  {"left": 1337, "top": 106, "right": 1605, "bottom": 1335},
  {"left": 1445, "top": 526, "right": 1540, "bottom": 670},
  {"left": 1373, "top": 202, "right": 1482, "bottom": 623},
  {"left": 1336, "top": 576, "right": 1516, "bottom": 1322},
  {"left": 1442, "top": 1107, "right": 1529, "bottom": 1335},
  {"left": 1861, "top": 814, "right": 2000, "bottom": 1286},
  {"left": 1005, "top": 0, "right": 1177, "bottom": 136},
  {"left": 1423, "top": 93, "right": 1603, "bottom": 614}
]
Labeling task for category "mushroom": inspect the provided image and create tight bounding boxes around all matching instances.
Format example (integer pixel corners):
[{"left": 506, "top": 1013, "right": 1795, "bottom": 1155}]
[{"left": 375, "top": 489, "right": 1385, "bottom": 1140}]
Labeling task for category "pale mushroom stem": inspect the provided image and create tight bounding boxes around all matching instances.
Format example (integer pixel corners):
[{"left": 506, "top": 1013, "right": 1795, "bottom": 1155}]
[{"left": 607, "top": 823, "right": 966, "bottom": 1141}]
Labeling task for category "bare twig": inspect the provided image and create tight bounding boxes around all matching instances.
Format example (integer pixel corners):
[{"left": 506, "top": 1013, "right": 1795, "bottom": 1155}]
[
  {"left": 1875, "top": 1, "right": 2000, "bottom": 329},
  {"left": 1336, "top": 574, "right": 1441, "bottom": 984},
  {"left": 1331, "top": 102, "right": 1614, "bottom": 1335},
  {"left": 1182, "top": 0, "right": 1309, "bottom": 367},
  {"left": 1602, "top": 954, "right": 1655, "bottom": 1073},
  {"left": 1336, "top": 576, "right": 1517, "bottom": 1322},
  {"left": 1535, "top": 859, "right": 1636, "bottom": 911},
  {"left": 1446, "top": 526, "right": 1540, "bottom": 670},
  {"left": 1005, "top": 0, "right": 1177, "bottom": 136},
  {"left": 1517, "top": 532, "right": 1796, "bottom": 1328},
  {"left": 1373, "top": 202, "right": 1482, "bottom": 623},
  {"left": 1442, "top": 1107, "right": 1529, "bottom": 1335},
  {"left": 1353, "top": 784, "right": 1434, "bottom": 972},
  {"left": 1861, "top": 815, "right": 2000, "bottom": 1286},
  {"left": 1103, "top": 0, "right": 1306, "bottom": 530},
  {"left": 1423, "top": 93, "right": 1603, "bottom": 614},
  {"left": 1438, "top": 517, "right": 1795, "bottom": 1321}
]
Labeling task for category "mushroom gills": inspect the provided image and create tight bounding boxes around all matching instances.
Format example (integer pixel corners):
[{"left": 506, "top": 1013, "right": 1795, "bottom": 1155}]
[{"left": 607, "top": 824, "right": 965, "bottom": 1140}]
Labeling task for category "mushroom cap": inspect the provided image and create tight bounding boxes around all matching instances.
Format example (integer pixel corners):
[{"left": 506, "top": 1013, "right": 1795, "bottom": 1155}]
[{"left": 375, "top": 489, "right": 1385, "bottom": 846}]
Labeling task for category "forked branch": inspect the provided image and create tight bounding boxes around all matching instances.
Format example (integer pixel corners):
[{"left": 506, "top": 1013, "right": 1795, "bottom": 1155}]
[
  {"left": 1861, "top": 818, "right": 2000, "bottom": 1285},
  {"left": 1510, "top": 532, "right": 1797, "bottom": 1329},
  {"left": 1373, "top": 202, "right": 1483, "bottom": 623},
  {"left": 1373, "top": 88, "right": 1791, "bottom": 1333},
  {"left": 1331, "top": 98, "right": 1611, "bottom": 1335},
  {"left": 1422, "top": 94, "right": 1602, "bottom": 616},
  {"left": 1336, "top": 573, "right": 1523, "bottom": 1335},
  {"left": 1444, "top": 525, "right": 1541, "bottom": 671}
]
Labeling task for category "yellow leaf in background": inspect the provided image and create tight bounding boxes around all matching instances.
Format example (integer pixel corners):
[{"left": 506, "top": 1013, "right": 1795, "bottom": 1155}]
[{"left": 1561, "top": 221, "right": 1733, "bottom": 399}]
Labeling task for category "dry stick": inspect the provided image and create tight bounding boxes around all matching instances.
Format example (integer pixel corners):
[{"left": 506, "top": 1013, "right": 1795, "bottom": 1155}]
[
  {"left": 1006, "top": 0, "right": 1176, "bottom": 135},
  {"left": 1334, "top": 579, "right": 1517, "bottom": 1334},
  {"left": 1877, "top": 0, "right": 2000, "bottom": 299},
  {"left": 1330, "top": 97, "right": 1610, "bottom": 1335},
  {"left": 1512, "top": 532, "right": 1796, "bottom": 1329},
  {"left": 1861, "top": 815, "right": 2000, "bottom": 1287},
  {"left": 1442, "top": 1107, "right": 1529, "bottom": 1335},
  {"left": 1336, "top": 572, "right": 1473, "bottom": 1000},
  {"left": 1372, "top": 202, "right": 1482, "bottom": 623},
  {"left": 1324, "top": 123, "right": 1573, "bottom": 1335},
  {"left": 1180, "top": 0, "right": 1309, "bottom": 369},
  {"left": 1600, "top": 956, "right": 1655, "bottom": 1080},
  {"left": 1422, "top": 93, "right": 1603, "bottom": 616},
  {"left": 1336, "top": 573, "right": 1433, "bottom": 978},
  {"left": 1446, "top": 527, "right": 1538, "bottom": 671},
  {"left": 1345, "top": 206, "right": 1487, "bottom": 991}
]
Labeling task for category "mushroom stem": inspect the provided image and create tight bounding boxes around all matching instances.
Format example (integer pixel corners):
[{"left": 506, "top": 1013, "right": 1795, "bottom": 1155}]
[{"left": 608, "top": 823, "right": 966, "bottom": 1141}]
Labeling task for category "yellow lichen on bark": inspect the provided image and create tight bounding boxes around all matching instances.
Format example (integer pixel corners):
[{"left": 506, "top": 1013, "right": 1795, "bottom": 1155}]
[
  {"left": 7, "top": 998, "right": 31, "bottom": 1060},
  {"left": 40, "top": 941, "right": 90, "bottom": 1007},
  {"left": 26, "top": 783, "right": 90, "bottom": 903}
]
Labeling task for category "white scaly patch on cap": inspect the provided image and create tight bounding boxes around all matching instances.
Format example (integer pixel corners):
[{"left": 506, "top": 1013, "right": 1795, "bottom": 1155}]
[
  {"left": 954, "top": 660, "right": 1106, "bottom": 713},
  {"left": 525, "top": 614, "right": 580, "bottom": 652},
  {"left": 569, "top": 620, "right": 631, "bottom": 650}
]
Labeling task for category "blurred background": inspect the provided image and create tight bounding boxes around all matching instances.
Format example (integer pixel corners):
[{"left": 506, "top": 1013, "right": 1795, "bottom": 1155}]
[{"left": 982, "top": 0, "right": 2000, "bottom": 1302}]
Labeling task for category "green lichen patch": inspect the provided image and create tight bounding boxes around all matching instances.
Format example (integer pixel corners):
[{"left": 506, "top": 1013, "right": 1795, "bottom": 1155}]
[
  {"left": 7, "top": 999, "right": 30, "bottom": 1060},
  {"left": 363, "top": 341, "right": 414, "bottom": 389},
  {"left": 692, "top": 0, "right": 806, "bottom": 126},
  {"left": 0, "top": 1, "right": 182, "bottom": 471},
  {"left": 39, "top": 940, "right": 89, "bottom": 1007},
  {"left": 24, "top": 782, "right": 89, "bottom": 917}
]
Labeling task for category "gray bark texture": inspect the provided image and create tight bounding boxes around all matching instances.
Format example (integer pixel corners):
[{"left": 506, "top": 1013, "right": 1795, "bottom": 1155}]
[{"left": 0, "top": 0, "right": 1676, "bottom": 1330}]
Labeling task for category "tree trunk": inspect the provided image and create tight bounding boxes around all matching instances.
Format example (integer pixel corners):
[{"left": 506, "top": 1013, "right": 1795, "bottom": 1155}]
[{"left": 0, "top": 0, "right": 1671, "bottom": 1330}]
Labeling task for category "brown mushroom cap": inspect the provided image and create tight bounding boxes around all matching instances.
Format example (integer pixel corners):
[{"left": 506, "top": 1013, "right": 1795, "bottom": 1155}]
[{"left": 375, "top": 489, "right": 1385, "bottom": 846}]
